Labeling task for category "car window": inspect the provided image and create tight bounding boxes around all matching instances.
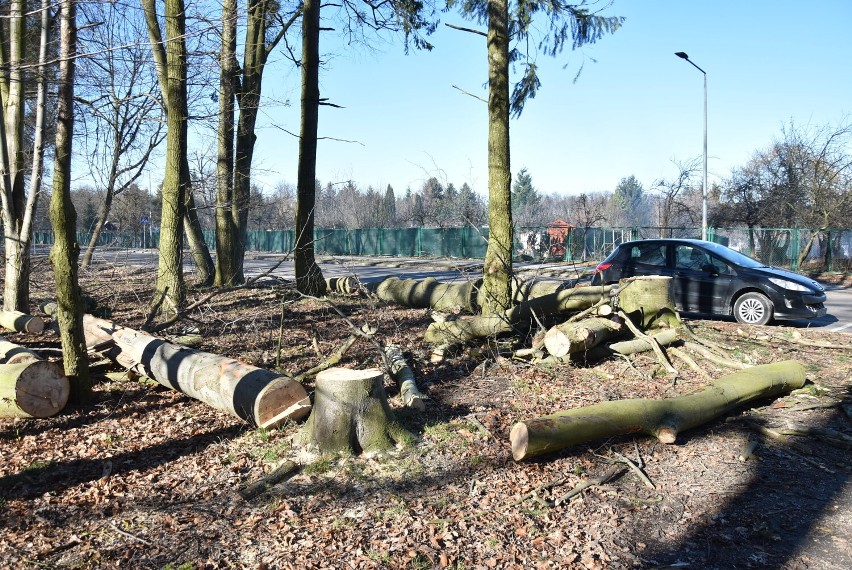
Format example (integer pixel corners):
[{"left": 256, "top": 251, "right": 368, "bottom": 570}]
[
  {"left": 707, "top": 254, "right": 731, "bottom": 274},
  {"left": 630, "top": 243, "right": 667, "bottom": 266},
  {"left": 675, "top": 245, "right": 711, "bottom": 271}
]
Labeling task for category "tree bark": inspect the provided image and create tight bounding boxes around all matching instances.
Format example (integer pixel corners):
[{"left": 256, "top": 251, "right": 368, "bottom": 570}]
[
  {"left": 142, "top": 0, "right": 189, "bottom": 317},
  {"left": 112, "top": 328, "right": 311, "bottom": 427},
  {"left": 510, "top": 360, "right": 806, "bottom": 461},
  {"left": 616, "top": 276, "right": 680, "bottom": 330},
  {"left": 0, "top": 310, "right": 45, "bottom": 334},
  {"left": 0, "top": 360, "right": 69, "bottom": 418},
  {"left": 479, "top": 0, "right": 513, "bottom": 316},
  {"left": 0, "top": 0, "right": 38, "bottom": 312},
  {"left": 543, "top": 317, "right": 622, "bottom": 358},
  {"left": 49, "top": 0, "right": 91, "bottom": 403},
  {"left": 214, "top": 0, "right": 238, "bottom": 287},
  {"left": 375, "top": 277, "right": 480, "bottom": 313},
  {"left": 302, "top": 367, "right": 409, "bottom": 454},
  {"left": 293, "top": 0, "right": 327, "bottom": 296}
]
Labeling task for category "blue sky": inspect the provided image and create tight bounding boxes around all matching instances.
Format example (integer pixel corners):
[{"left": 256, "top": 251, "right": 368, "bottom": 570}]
[{"left": 238, "top": 0, "right": 851, "bottom": 198}]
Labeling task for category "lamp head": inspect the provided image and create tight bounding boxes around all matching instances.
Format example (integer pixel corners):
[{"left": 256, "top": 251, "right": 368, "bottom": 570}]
[{"left": 675, "top": 51, "right": 689, "bottom": 60}]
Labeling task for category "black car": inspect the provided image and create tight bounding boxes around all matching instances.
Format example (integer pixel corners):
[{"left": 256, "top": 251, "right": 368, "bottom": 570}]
[{"left": 591, "top": 239, "right": 827, "bottom": 325}]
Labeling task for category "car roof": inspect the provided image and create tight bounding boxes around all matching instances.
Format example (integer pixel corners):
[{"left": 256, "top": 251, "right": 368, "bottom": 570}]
[{"left": 617, "top": 238, "right": 710, "bottom": 247}]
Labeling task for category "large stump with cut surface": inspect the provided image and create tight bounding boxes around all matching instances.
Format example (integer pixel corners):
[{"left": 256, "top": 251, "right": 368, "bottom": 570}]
[
  {"left": 302, "top": 367, "right": 409, "bottom": 454},
  {"left": 616, "top": 276, "right": 680, "bottom": 330}
]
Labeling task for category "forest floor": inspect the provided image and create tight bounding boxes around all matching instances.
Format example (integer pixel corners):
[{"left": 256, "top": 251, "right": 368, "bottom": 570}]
[{"left": 1, "top": 257, "right": 851, "bottom": 569}]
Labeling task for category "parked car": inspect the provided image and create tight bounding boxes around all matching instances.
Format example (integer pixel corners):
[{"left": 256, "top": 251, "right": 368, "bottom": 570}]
[{"left": 591, "top": 239, "right": 827, "bottom": 325}]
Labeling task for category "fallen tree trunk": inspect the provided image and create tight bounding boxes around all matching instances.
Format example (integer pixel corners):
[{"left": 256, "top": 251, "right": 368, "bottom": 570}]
[
  {"left": 0, "top": 311, "right": 45, "bottom": 334},
  {"left": 616, "top": 276, "right": 680, "bottom": 330},
  {"left": 112, "top": 328, "right": 311, "bottom": 428},
  {"left": 325, "top": 276, "right": 359, "bottom": 295},
  {"left": 543, "top": 317, "right": 622, "bottom": 358},
  {"left": 384, "top": 345, "right": 426, "bottom": 410},
  {"left": 510, "top": 360, "right": 806, "bottom": 461},
  {"left": 374, "top": 277, "right": 481, "bottom": 313},
  {"left": 0, "top": 360, "right": 70, "bottom": 418},
  {"left": 0, "top": 335, "right": 41, "bottom": 364},
  {"left": 424, "top": 284, "right": 616, "bottom": 344},
  {"left": 301, "top": 367, "right": 410, "bottom": 454},
  {"left": 592, "top": 328, "right": 680, "bottom": 358}
]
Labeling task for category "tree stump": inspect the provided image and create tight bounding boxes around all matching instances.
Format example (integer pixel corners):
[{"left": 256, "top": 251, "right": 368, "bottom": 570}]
[
  {"left": 302, "top": 367, "right": 410, "bottom": 454},
  {"left": 616, "top": 276, "right": 680, "bottom": 330}
]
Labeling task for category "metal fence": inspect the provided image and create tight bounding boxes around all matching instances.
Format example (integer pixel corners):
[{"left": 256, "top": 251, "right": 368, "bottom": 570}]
[{"left": 29, "top": 225, "right": 852, "bottom": 273}]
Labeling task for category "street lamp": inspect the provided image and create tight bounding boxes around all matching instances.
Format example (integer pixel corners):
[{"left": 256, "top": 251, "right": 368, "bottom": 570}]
[{"left": 675, "top": 51, "right": 708, "bottom": 241}]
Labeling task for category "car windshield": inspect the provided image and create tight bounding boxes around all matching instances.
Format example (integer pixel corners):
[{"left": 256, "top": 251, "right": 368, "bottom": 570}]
[{"left": 701, "top": 242, "right": 764, "bottom": 268}]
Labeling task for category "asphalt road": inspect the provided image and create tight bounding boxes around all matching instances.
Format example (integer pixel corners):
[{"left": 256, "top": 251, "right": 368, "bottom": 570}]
[{"left": 85, "top": 248, "right": 852, "bottom": 333}]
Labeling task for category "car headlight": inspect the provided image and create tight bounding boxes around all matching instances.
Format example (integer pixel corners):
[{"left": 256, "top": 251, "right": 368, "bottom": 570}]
[{"left": 768, "top": 277, "right": 810, "bottom": 292}]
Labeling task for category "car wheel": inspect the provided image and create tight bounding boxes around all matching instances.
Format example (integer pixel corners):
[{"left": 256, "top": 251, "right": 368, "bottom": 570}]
[{"left": 734, "top": 292, "right": 773, "bottom": 325}]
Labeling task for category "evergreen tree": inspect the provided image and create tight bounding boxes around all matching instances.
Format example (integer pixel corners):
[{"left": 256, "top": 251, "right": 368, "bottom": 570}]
[
  {"left": 613, "top": 175, "right": 646, "bottom": 225},
  {"left": 512, "top": 167, "right": 542, "bottom": 226},
  {"left": 384, "top": 184, "right": 396, "bottom": 226}
]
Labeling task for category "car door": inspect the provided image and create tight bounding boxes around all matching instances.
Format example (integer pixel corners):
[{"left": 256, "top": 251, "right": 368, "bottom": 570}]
[{"left": 671, "top": 244, "right": 733, "bottom": 313}]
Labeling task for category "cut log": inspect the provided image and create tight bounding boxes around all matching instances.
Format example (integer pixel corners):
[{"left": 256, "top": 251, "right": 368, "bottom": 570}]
[
  {"left": 511, "top": 279, "right": 565, "bottom": 303},
  {"left": 374, "top": 276, "right": 481, "bottom": 313},
  {"left": 543, "top": 317, "right": 623, "bottom": 358},
  {"left": 510, "top": 360, "right": 806, "bottom": 461},
  {"left": 112, "top": 328, "right": 311, "bottom": 428},
  {"left": 424, "top": 315, "right": 512, "bottom": 344},
  {"left": 616, "top": 276, "right": 680, "bottom": 330},
  {"left": 424, "top": 284, "right": 617, "bottom": 344},
  {"left": 82, "top": 314, "right": 121, "bottom": 350},
  {"left": 0, "top": 335, "right": 41, "bottom": 364},
  {"left": 0, "top": 360, "right": 70, "bottom": 418},
  {"left": 0, "top": 310, "right": 45, "bottom": 334},
  {"left": 591, "top": 328, "right": 680, "bottom": 358},
  {"left": 510, "top": 284, "right": 616, "bottom": 322},
  {"left": 301, "top": 367, "right": 411, "bottom": 454},
  {"left": 384, "top": 345, "right": 426, "bottom": 410},
  {"left": 325, "top": 276, "right": 360, "bottom": 295}
]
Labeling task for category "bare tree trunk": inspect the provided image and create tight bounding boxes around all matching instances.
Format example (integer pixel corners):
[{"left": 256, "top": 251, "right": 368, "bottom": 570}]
[
  {"left": 214, "top": 0, "right": 238, "bottom": 287},
  {"left": 142, "top": 0, "right": 190, "bottom": 316},
  {"left": 82, "top": 185, "right": 114, "bottom": 267},
  {"left": 184, "top": 188, "right": 214, "bottom": 286},
  {"left": 49, "top": 0, "right": 92, "bottom": 403},
  {"left": 479, "top": 0, "right": 512, "bottom": 315},
  {"left": 0, "top": 0, "right": 29, "bottom": 312},
  {"left": 294, "top": 0, "right": 326, "bottom": 296}
]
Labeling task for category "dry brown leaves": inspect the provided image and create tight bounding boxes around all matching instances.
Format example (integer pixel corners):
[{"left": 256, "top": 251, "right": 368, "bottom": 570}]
[{"left": 1, "top": 266, "right": 851, "bottom": 569}]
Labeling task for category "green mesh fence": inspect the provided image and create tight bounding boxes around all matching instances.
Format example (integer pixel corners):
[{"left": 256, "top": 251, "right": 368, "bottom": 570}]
[{"left": 27, "top": 226, "right": 852, "bottom": 272}]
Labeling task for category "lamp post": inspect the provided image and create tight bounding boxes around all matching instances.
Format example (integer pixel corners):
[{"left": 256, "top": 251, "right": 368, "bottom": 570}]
[{"left": 674, "top": 51, "right": 708, "bottom": 241}]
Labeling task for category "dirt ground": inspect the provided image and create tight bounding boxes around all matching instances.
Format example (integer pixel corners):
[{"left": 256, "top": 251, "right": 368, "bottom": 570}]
[{"left": 1, "top": 259, "right": 851, "bottom": 569}]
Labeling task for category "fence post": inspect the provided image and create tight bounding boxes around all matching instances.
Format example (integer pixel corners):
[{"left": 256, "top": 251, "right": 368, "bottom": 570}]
[{"left": 417, "top": 227, "right": 422, "bottom": 257}]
